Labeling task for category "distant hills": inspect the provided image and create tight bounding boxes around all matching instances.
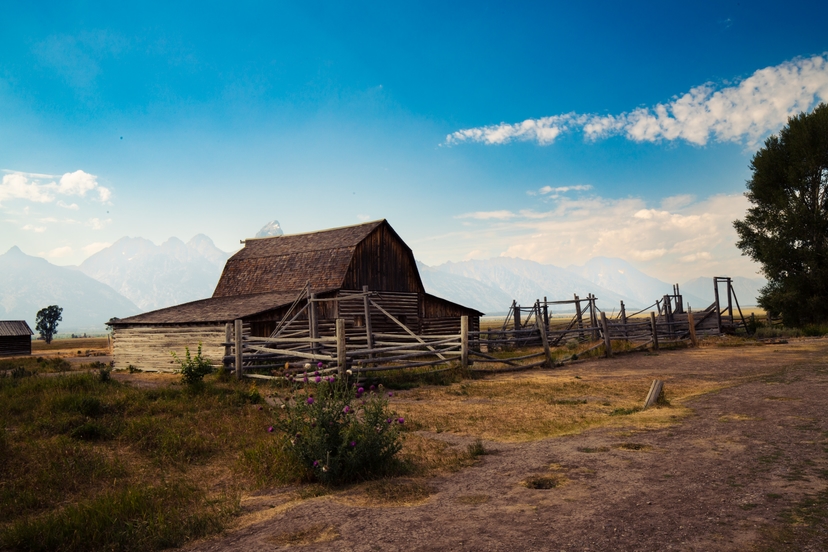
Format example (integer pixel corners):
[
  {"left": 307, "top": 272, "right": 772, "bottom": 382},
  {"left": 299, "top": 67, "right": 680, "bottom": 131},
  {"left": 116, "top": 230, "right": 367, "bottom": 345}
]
[
  {"left": 0, "top": 246, "right": 141, "bottom": 333},
  {"left": 78, "top": 235, "right": 232, "bottom": 311},
  {"left": 0, "top": 232, "right": 766, "bottom": 333}
]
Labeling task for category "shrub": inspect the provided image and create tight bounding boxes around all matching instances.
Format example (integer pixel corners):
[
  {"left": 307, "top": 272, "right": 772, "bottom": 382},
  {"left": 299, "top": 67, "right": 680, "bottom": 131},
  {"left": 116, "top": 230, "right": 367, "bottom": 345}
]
[
  {"left": 171, "top": 343, "right": 214, "bottom": 386},
  {"left": 273, "top": 370, "right": 403, "bottom": 485}
]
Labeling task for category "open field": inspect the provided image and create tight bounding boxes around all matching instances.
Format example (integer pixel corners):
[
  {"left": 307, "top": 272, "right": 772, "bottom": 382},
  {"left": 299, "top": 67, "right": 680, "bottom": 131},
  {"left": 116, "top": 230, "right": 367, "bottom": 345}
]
[{"left": 2, "top": 337, "right": 827, "bottom": 550}]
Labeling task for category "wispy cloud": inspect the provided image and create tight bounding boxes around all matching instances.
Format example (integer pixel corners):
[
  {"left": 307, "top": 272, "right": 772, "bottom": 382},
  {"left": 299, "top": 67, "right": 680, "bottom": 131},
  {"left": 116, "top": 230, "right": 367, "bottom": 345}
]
[
  {"left": 446, "top": 55, "right": 828, "bottom": 147},
  {"left": 0, "top": 169, "right": 111, "bottom": 207},
  {"left": 422, "top": 193, "right": 758, "bottom": 282},
  {"left": 82, "top": 242, "right": 111, "bottom": 256}
]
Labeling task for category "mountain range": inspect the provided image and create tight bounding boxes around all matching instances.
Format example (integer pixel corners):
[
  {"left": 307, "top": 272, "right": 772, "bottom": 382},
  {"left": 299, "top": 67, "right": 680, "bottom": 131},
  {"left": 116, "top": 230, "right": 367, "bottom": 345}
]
[
  {"left": 0, "top": 246, "right": 141, "bottom": 333},
  {"left": 78, "top": 235, "right": 232, "bottom": 311},
  {"left": 1, "top": 233, "right": 767, "bottom": 332}
]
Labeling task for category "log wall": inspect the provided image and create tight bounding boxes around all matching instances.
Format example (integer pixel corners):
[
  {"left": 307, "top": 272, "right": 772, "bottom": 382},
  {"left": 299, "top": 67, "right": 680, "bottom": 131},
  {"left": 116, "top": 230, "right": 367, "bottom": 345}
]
[
  {"left": 112, "top": 324, "right": 226, "bottom": 371},
  {"left": 0, "top": 335, "right": 31, "bottom": 357}
]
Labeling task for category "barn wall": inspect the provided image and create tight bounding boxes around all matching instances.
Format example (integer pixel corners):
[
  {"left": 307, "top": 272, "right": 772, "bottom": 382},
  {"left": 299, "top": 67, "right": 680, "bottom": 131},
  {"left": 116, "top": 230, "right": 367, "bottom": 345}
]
[
  {"left": 0, "top": 335, "right": 31, "bottom": 357},
  {"left": 343, "top": 225, "right": 423, "bottom": 293},
  {"left": 112, "top": 324, "right": 225, "bottom": 371}
]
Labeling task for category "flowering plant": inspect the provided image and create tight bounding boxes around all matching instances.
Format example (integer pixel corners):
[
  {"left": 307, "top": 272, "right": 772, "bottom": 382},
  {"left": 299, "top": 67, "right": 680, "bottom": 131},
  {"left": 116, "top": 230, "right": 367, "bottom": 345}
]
[{"left": 273, "top": 369, "right": 403, "bottom": 484}]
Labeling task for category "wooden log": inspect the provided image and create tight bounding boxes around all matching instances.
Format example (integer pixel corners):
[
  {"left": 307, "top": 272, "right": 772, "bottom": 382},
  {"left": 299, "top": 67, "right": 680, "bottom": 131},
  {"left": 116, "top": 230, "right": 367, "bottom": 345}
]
[
  {"left": 687, "top": 308, "right": 697, "bottom": 346},
  {"left": 336, "top": 318, "right": 346, "bottom": 376},
  {"left": 369, "top": 300, "right": 446, "bottom": 360},
  {"left": 600, "top": 311, "right": 612, "bottom": 358},
  {"left": 224, "top": 323, "right": 232, "bottom": 367},
  {"left": 362, "top": 285, "right": 375, "bottom": 357},
  {"left": 649, "top": 312, "right": 659, "bottom": 351},
  {"left": 536, "top": 302, "right": 553, "bottom": 368},
  {"left": 643, "top": 379, "right": 664, "bottom": 409},
  {"left": 354, "top": 349, "right": 461, "bottom": 365},
  {"left": 460, "top": 315, "right": 469, "bottom": 370},
  {"left": 351, "top": 358, "right": 450, "bottom": 372},
  {"left": 471, "top": 351, "right": 546, "bottom": 362},
  {"left": 234, "top": 319, "right": 243, "bottom": 380}
]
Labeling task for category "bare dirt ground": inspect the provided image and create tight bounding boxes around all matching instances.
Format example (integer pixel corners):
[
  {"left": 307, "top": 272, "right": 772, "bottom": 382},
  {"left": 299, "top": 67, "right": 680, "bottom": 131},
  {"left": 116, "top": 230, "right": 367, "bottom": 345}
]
[{"left": 188, "top": 339, "right": 828, "bottom": 551}]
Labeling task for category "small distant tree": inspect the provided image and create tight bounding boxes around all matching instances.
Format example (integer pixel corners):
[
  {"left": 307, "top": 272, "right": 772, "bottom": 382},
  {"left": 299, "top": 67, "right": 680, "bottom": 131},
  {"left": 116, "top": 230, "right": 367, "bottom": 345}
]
[{"left": 35, "top": 305, "right": 63, "bottom": 344}]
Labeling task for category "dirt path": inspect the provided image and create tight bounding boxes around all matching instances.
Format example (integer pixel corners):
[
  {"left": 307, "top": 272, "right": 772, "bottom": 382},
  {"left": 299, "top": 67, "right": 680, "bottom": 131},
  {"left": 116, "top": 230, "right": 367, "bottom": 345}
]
[{"left": 188, "top": 341, "right": 828, "bottom": 551}]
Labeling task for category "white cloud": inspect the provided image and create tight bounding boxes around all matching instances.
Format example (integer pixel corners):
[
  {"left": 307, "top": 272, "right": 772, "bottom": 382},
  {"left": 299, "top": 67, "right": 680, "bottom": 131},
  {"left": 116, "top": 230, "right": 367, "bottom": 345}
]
[
  {"left": 0, "top": 169, "right": 112, "bottom": 208},
  {"left": 57, "top": 200, "right": 79, "bottom": 210},
  {"left": 45, "top": 246, "right": 73, "bottom": 258},
  {"left": 22, "top": 224, "right": 46, "bottom": 233},
  {"left": 86, "top": 217, "right": 111, "bottom": 230},
  {"left": 538, "top": 184, "right": 592, "bottom": 195},
  {"left": 357, "top": 214, "right": 371, "bottom": 222},
  {"left": 82, "top": 242, "right": 111, "bottom": 256},
  {"left": 456, "top": 210, "right": 517, "bottom": 220},
  {"left": 447, "top": 54, "right": 828, "bottom": 147},
  {"left": 0, "top": 173, "right": 55, "bottom": 205},
  {"left": 421, "top": 193, "right": 759, "bottom": 282}
]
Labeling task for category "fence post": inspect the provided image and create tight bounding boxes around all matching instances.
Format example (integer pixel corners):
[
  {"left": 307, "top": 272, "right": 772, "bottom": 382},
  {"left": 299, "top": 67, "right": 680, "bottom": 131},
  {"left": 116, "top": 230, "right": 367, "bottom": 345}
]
[
  {"left": 234, "top": 319, "right": 243, "bottom": 380},
  {"left": 649, "top": 312, "right": 659, "bottom": 351},
  {"left": 536, "top": 304, "right": 553, "bottom": 367},
  {"left": 460, "top": 315, "right": 469, "bottom": 370},
  {"left": 336, "top": 318, "right": 346, "bottom": 377},
  {"left": 687, "top": 308, "right": 697, "bottom": 346},
  {"left": 224, "top": 323, "right": 232, "bottom": 369},
  {"left": 600, "top": 311, "right": 612, "bottom": 358},
  {"left": 309, "top": 292, "right": 318, "bottom": 355},
  {"left": 362, "top": 285, "right": 374, "bottom": 355},
  {"left": 574, "top": 295, "right": 584, "bottom": 341}
]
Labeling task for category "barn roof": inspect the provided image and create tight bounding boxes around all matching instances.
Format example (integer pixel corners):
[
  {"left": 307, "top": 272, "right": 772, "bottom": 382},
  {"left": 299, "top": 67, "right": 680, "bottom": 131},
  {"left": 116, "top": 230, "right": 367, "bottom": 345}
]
[
  {"left": 108, "top": 290, "right": 320, "bottom": 326},
  {"left": 0, "top": 320, "right": 33, "bottom": 336},
  {"left": 212, "top": 220, "right": 387, "bottom": 297}
]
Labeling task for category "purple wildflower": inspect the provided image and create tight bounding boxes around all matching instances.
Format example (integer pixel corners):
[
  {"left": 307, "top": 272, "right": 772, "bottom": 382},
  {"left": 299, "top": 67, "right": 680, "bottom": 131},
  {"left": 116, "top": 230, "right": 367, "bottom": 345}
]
[
  {"left": 267, "top": 426, "right": 273, "bottom": 432},
  {"left": 317, "top": 362, "right": 324, "bottom": 368},
  {"left": 358, "top": 387, "right": 364, "bottom": 394},
  {"left": 369, "top": 385, "right": 375, "bottom": 391},
  {"left": 314, "top": 370, "right": 320, "bottom": 377},
  {"left": 397, "top": 417, "right": 405, "bottom": 424},
  {"left": 307, "top": 397, "right": 315, "bottom": 405},
  {"left": 350, "top": 441, "right": 356, "bottom": 447},
  {"left": 388, "top": 392, "right": 393, "bottom": 397},
  {"left": 315, "top": 376, "right": 322, "bottom": 383},
  {"left": 343, "top": 405, "right": 351, "bottom": 414},
  {"left": 258, "top": 406, "right": 263, "bottom": 410},
  {"left": 313, "top": 460, "right": 319, "bottom": 467},
  {"left": 386, "top": 418, "right": 392, "bottom": 424}
]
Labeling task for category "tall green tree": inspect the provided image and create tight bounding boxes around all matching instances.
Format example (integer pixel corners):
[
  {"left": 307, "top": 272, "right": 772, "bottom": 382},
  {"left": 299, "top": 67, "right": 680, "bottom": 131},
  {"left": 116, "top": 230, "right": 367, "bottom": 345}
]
[
  {"left": 734, "top": 103, "right": 828, "bottom": 327},
  {"left": 35, "top": 305, "right": 63, "bottom": 344}
]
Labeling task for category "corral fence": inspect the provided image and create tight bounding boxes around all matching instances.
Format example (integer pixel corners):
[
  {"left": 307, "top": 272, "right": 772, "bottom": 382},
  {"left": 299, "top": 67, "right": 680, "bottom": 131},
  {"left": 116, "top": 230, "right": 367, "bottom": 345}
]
[{"left": 222, "top": 277, "right": 751, "bottom": 379}]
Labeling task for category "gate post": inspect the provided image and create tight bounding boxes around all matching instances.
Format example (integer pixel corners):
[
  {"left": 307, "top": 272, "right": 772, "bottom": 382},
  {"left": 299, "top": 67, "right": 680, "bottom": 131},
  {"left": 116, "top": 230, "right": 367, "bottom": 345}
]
[
  {"left": 600, "top": 311, "right": 612, "bottom": 358},
  {"left": 649, "top": 312, "right": 659, "bottom": 351}
]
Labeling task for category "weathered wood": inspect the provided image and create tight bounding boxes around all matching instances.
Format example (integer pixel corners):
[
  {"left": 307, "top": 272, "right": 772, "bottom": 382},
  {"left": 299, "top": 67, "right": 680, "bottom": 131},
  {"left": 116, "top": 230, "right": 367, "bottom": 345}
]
[
  {"left": 351, "top": 358, "right": 450, "bottom": 372},
  {"left": 650, "top": 312, "right": 659, "bottom": 351},
  {"left": 643, "top": 379, "right": 664, "bottom": 409},
  {"left": 536, "top": 301, "right": 553, "bottom": 368},
  {"left": 336, "top": 318, "right": 346, "bottom": 376},
  {"left": 600, "top": 311, "right": 612, "bottom": 358},
  {"left": 224, "top": 323, "right": 232, "bottom": 366},
  {"left": 687, "top": 308, "right": 697, "bottom": 346},
  {"left": 369, "top": 299, "right": 446, "bottom": 361},
  {"left": 460, "top": 315, "right": 469, "bottom": 370},
  {"left": 234, "top": 319, "right": 243, "bottom": 379},
  {"left": 362, "top": 285, "right": 374, "bottom": 356}
]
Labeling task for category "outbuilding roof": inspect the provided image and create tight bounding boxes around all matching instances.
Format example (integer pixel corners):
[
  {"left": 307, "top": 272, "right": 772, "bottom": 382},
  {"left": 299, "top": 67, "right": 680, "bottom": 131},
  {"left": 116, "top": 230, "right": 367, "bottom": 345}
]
[
  {"left": 0, "top": 320, "right": 34, "bottom": 336},
  {"left": 108, "top": 290, "right": 320, "bottom": 326}
]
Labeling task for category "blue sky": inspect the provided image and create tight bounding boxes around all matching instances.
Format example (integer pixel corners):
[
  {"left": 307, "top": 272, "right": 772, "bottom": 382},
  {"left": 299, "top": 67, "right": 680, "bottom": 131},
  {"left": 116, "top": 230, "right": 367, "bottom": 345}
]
[{"left": 2, "top": 1, "right": 827, "bottom": 282}]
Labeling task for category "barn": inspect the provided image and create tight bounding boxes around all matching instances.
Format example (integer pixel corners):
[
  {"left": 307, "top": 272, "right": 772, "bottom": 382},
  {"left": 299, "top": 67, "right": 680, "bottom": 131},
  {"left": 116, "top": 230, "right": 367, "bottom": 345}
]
[
  {"left": 108, "top": 220, "right": 482, "bottom": 371},
  {"left": 0, "top": 320, "right": 34, "bottom": 357}
]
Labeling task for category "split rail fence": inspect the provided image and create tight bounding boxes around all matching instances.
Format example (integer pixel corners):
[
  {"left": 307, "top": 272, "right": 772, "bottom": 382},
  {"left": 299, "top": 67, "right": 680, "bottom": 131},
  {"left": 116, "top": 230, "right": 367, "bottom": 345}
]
[{"left": 221, "top": 277, "right": 749, "bottom": 379}]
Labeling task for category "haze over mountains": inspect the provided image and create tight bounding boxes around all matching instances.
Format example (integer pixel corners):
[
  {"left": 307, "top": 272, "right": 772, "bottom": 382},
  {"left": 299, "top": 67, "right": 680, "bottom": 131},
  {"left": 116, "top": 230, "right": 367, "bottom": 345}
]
[
  {"left": 0, "top": 246, "right": 140, "bottom": 333},
  {"left": 1, "top": 231, "right": 767, "bottom": 333},
  {"left": 78, "top": 235, "right": 232, "bottom": 311}
]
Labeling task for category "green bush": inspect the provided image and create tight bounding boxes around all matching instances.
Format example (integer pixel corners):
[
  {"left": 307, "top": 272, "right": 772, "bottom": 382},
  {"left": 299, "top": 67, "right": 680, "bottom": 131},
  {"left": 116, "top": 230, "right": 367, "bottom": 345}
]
[
  {"left": 171, "top": 343, "right": 214, "bottom": 386},
  {"left": 274, "top": 372, "right": 403, "bottom": 485}
]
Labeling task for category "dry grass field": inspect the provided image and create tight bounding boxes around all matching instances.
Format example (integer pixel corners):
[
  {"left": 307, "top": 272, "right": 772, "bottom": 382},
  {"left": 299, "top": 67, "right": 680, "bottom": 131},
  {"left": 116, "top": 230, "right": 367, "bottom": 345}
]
[{"left": 2, "top": 336, "right": 827, "bottom": 551}]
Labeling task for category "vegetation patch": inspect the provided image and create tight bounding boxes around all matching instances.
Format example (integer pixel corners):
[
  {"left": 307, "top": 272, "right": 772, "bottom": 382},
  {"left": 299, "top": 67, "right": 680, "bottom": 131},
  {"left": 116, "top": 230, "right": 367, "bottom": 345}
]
[
  {"left": 361, "top": 479, "right": 434, "bottom": 505},
  {"left": 456, "top": 494, "right": 490, "bottom": 505},
  {"left": 523, "top": 474, "right": 565, "bottom": 489},
  {"left": 577, "top": 446, "right": 609, "bottom": 453},
  {"left": 613, "top": 442, "right": 651, "bottom": 451}
]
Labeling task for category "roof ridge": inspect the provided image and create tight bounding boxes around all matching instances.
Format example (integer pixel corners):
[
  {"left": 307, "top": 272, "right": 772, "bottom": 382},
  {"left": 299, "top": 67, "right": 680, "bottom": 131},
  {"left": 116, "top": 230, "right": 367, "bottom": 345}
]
[{"left": 244, "top": 219, "right": 385, "bottom": 242}]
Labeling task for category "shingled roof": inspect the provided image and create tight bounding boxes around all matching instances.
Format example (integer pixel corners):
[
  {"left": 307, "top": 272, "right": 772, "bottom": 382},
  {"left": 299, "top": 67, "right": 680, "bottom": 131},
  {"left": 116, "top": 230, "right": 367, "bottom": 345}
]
[
  {"left": 108, "top": 290, "right": 314, "bottom": 325},
  {"left": 0, "top": 321, "right": 33, "bottom": 336},
  {"left": 212, "top": 220, "right": 386, "bottom": 298}
]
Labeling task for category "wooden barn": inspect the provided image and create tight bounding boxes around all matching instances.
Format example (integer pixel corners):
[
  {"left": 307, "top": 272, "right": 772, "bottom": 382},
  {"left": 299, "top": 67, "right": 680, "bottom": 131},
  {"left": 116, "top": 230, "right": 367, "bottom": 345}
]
[
  {"left": 0, "top": 320, "right": 34, "bottom": 357},
  {"left": 108, "top": 220, "right": 482, "bottom": 371}
]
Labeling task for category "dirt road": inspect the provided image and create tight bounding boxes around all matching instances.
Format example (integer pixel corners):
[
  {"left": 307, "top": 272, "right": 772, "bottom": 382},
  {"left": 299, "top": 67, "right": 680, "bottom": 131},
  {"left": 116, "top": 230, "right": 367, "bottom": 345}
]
[{"left": 187, "top": 340, "right": 828, "bottom": 551}]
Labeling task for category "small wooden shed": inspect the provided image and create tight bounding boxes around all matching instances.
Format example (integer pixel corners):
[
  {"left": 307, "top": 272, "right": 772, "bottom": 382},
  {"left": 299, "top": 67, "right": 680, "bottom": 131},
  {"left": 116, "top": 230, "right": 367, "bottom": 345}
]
[
  {"left": 0, "top": 320, "right": 34, "bottom": 357},
  {"left": 109, "top": 220, "right": 482, "bottom": 371}
]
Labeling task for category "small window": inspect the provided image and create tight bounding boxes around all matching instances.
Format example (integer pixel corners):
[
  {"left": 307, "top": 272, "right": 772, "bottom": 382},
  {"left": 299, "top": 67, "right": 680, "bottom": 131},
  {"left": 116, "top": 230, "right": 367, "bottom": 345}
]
[{"left": 354, "top": 315, "right": 365, "bottom": 328}]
